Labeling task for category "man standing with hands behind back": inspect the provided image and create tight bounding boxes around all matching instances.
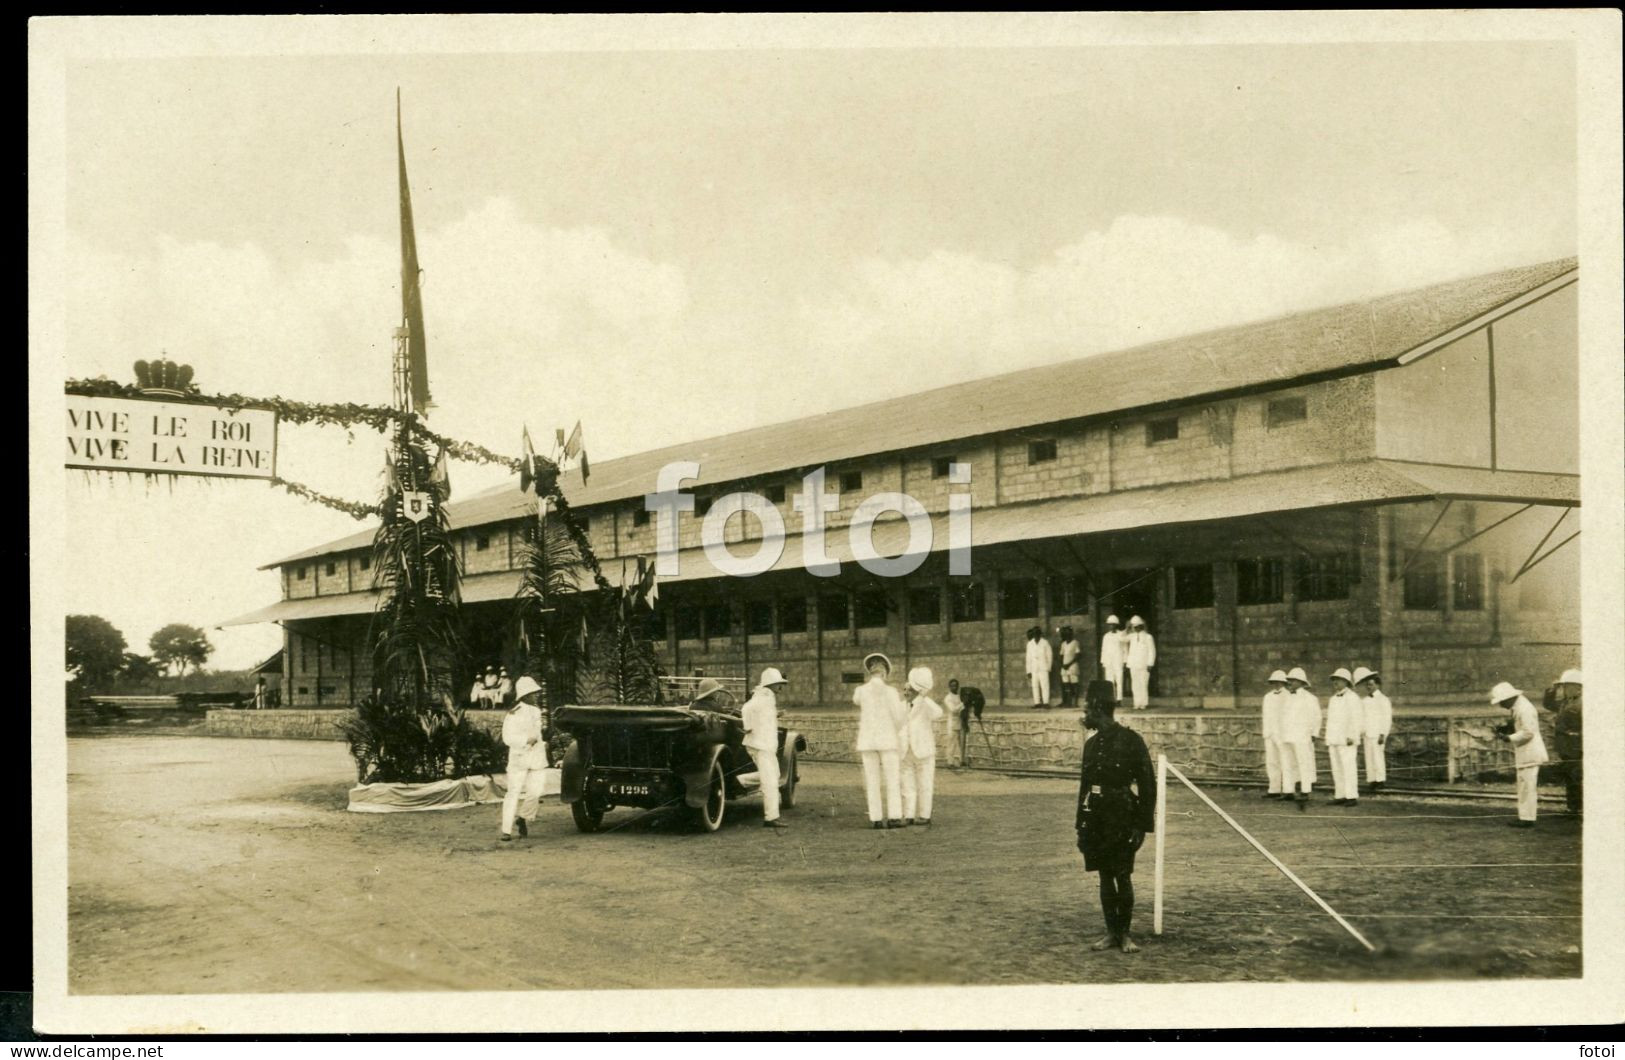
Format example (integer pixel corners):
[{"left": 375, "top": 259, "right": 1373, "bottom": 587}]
[{"left": 742, "top": 668, "right": 789, "bottom": 829}]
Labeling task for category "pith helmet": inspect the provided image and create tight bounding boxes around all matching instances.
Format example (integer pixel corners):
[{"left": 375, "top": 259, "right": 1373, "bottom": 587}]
[
  {"left": 1489, "top": 681, "right": 1522, "bottom": 704},
  {"left": 757, "top": 667, "right": 788, "bottom": 689},
  {"left": 1330, "top": 667, "right": 1355, "bottom": 685},
  {"left": 1286, "top": 667, "right": 1311, "bottom": 686},
  {"left": 1267, "top": 669, "right": 1288, "bottom": 684},
  {"left": 1105, "top": 615, "right": 1121, "bottom": 626},
  {"left": 692, "top": 677, "right": 726, "bottom": 703},
  {"left": 1351, "top": 666, "right": 1379, "bottom": 685},
  {"left": 1558, "top": 669, "right": 1582, "bottom": 685},
  {"left": 513, "top": 675, "right": 543, "bottom": 701},
  {"left": 862, "top": 652, "right": 892, "bottom": 674}
]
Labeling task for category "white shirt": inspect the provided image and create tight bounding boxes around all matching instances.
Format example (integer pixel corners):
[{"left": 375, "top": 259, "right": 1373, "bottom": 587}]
[
  {"left": 1325, "top": 689, "right": 1364, "bottom": 745},
  {"left": 853, "top": 675, "right": 906, "bottom": 752},
  {"left": 1100, "top": 629, "right": 1126, "bottom": 669},
  {"left": 1281, "top": 689, "right": 1322, "bottom": 744},
  {"left": 1059, "top": 639, "right": 1081, "bottom": 674},
  {"left": 1508, "top": 696, "right": 1549, "bottom": 767},
  {"left": 1260, "top": 688, "right": 1289, "bottom": 741},
  {"left": 1025, "top": 638, "right": 1054, "bottom": 676},
  {"left": 501, "top": 702, "right": 548, "bottom": 770},
  {"left": 1362, "top": 690, "right": 1393, "bottom": 740},
  {"left": 1126, "top": 630, "right": 1156, "bottom": 669},
  {"left": 741, "top": 687, "right": 779, "bottom": 752},
  {"left": 942, "top": 692, "right": 964, "bottom": 734},
  {"left": 901, "top": 695, "right": 944, "bottom": 759}
]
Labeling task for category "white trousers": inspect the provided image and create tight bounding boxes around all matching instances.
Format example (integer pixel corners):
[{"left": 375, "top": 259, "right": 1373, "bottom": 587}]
[
  {"left": 1104, "top": 664, "right": 1124, "bottom": 701},
  {"left": 749, "top": 747, "right": 781, "bottom": 822},
  {"left": 860, "top": 750, "right": 902, "bottom": 822},
  {"left": 1516, "top": 765, "right": 1540, "bottom": 822},
  {"left": 1264, "top": 737, "right": 1283, "bottom": 793},
  {"left": 1362, "top": 736, "right": 1387, "bottom": 784},
  {"left": 1280, "top": 740, "right": 1316, "bottom": 792},
  {"left": 900, "top": 754, "right": 936, "bottom": 821},
  {"left": 501, "top": 765, "right": 545, "bottom": 835},
  {"left": 1129, "top": 666, "right": 1151, "bottom": 709},
  {"left": 943, "top": 721, "right": 963, "bottom": 766},
  {"left": 1329, "top": 742, "right": 1359, "bottom": 800},
  {"left": 1029, "top": 671, "right": 1050, "bottom": 705}
]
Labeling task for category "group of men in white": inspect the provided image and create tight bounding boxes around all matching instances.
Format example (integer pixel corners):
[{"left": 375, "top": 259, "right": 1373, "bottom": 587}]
[
  {"left": 1259, "top": 665, "right": 1392, "bottom": 810},
  {"left": 852, "top": 652, "right": 947, "bottom": 828},
  {"left": 1026, "top": 615, "right": 1158, "bottom": 711}
]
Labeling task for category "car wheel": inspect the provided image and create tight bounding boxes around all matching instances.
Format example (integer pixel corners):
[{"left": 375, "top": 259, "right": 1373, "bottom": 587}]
[
  {"left": 691, "top": 758, "right": 726, "bottom": 832},
  {"left": 571, "top": 800, "right": 604, "bottom": 833},
  {"left": 779, "top": 750, "right": 798, "bottom": 809}
]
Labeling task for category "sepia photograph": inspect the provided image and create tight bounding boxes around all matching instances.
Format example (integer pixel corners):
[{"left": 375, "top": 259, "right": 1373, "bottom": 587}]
[{"left": 28, "top": 11, "right": 1624, "bottom": 1037}]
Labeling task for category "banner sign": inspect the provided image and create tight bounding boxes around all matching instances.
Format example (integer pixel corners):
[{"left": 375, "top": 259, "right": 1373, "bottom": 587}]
[{"left": 66, "top": 396, "right": 278, "bottom": 480}]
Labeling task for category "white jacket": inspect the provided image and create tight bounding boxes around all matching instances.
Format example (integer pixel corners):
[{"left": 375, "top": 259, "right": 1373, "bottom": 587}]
[
  {"left": 1260, "top": 688, "right": 1289, "bottom": 741},
  {"left": 1508, "top": 696, "right": 1549, "bottom": 767},
  {"left": 1100, "top": 630, "right": 1126, "bottom": 670},
  {"left": 741, "top": 687, "right": 779, "bottom": 752},
  {"left": 1126, "top": 631, "right": 1156, "bottom": 669},
  {"left": 1362, "top": 691, "right": 1393, "bottom": 740},
  {"left": 1281, "top": 689, "right": 1322, "bottom": 744},
  {"left": 501, "top": 703, "right": 548, "bottom": 770},
  {"left": 1058, "top": 638, "right": 1081, "bottom": 676},
  {"left": 1025, "top": 637, "right": 1054, "bottom": 676},
  {"left": 1325, "top": 690, "right": 1364, "bottom": 745},
  {"left": 853, "top": 675, "right": 906, "bottom": 752},
  {"left": 901, "top": 695, "right": 943, "bottom": 759}
]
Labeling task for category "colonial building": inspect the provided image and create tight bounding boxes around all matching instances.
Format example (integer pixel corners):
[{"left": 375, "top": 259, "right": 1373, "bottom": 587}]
[{"left": 226, "top": 258, "right": 1581, "bottom": 710}]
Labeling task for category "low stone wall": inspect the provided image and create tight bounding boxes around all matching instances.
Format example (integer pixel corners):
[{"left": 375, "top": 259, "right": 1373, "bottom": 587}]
[{"left": 207, "top": 706, "right": 1554, "bottom": 786}]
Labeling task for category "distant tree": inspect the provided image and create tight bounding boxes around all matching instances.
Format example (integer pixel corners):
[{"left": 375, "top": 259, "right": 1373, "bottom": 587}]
[
  {"left": 149, "top": 623, "right": 213, "bottom": 676},
  {"left": 120, "top": 652, "right": 162, "bottom": 683},
  {"left": 66, "top": 615, "right": 127, "bottom": 688}
]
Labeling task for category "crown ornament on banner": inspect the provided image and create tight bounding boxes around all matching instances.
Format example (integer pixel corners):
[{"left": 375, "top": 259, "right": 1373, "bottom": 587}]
[{"left": 133, "top": 357, "right": 196, "bottom": 398}]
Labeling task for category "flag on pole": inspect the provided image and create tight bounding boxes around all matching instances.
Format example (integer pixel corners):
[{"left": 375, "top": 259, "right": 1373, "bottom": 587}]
[
  {"left": 579, "top": 448, "right": 590, "bottom": 483},
  {"left": 563, "top": 421, "right": 583, "bottom": 460},
  {"left": 520, "top": 427, "right": 537, "bottom": 493},
  {"left": 397, "top": 89, "right": 432, "bottom": 412},
  {"left": 429, "top": 445, "right": 451, "bottom": 502},
  {"left": 555, "top": 427, "right": 566, "bottom": 450}
]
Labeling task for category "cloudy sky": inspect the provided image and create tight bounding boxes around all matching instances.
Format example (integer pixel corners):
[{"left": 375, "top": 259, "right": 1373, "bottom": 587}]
[{"left": 47, "top": 27, "right": 1578, "bottom": 669}]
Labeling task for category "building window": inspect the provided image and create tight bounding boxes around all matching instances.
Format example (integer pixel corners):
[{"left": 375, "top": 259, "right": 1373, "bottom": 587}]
[
  {"left": 1002, "top": 577, "right": 1040, "bottom": 619},
  {"left": 1146, "top": 417, "right": 1180, "bottom": 444},
  {"left": 855, "top": 587, "right": 890, "bottom": 629},
  {"left": 1403, "top": 553, "right": 1444, "bottom": 611},
  {"left": 1236, "top": 557, "right": 1285, "bottom": 605},
  {"left": 907, "top": 585, "right": 942, "bottom": 625},
  {"left": 779, "top": 596, "right": 808, "bottom": 635},
  {"left": 359, "top": 555, "right": 371, "bottom": 571},
  {"left": 694, "top": 495, "right": 714, "bottom": 517},
  {"left": 932, "top": 456, "right": 957, "bottom": 479},
  {"left": 1049, "top": 574, "right": 1089, "bottom": 616},
  {"left": 1173, "top": 564, "right": 1215, "bottom": 609},
  {"left": 1295, "top": 552, "right": 1353, "bottom": 602},
  {"left": 950, "top": 581, "right": 986, "bottom": 622},
  {"left": 632, "top": 508, "right": 650, "bottom": 527},
  {"left": 296, "top": 566, "right": 307, "bottom": 580},
  {"left": 764, "top": 484, "right": 786, "bottom": 504},
  {"left": 325, "top": 561, "right": 336, "bottom": 576},
  {"left": 819, "top": 593, "right": 850, "bottom": 633},
  {"left": 747, "top": 599, "right": 775, "bottom": 637},
  {"left": 643, "top": 608, "right": 666, "bottom": 642},
  {"left": 475, "top": 535, "right": 490, "bottom": 552},
  {"left": 1027, "top": 440, "right": 1058, "bottom": 464},
  {"left": 1452, "top": 552, "right": 1484, "bottom": 611},
  {"left": 703, "top": 602, "right": 732, "bottom": 640},
  {"left": 1267, "top": 397, "right": 1308, "bottom": 428},
  {"left": 839, "top": 470, "right": 864, "bottom": 493},
  {"left": 675, "top": 605, "right": 703, "bottom": 641}
]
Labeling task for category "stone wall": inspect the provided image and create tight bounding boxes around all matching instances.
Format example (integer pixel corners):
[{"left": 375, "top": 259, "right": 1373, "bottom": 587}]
[{"left": 205, "top": 708, "right": 509, "bottom": 741}]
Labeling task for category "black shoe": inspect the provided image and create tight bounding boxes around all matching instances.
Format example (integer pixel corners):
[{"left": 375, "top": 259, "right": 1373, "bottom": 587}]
[
  {"left": 764, "top": 819, "right": 787, "bottom": 829},
  {"left": 918, "top": 819, "right": 932, "bottom": 827},
  {"left": 516, "top": 818, "right": 527, "bottom": 838},
  {"left": 887, "top": 819, "right": 904, "bottom": 829},
  {"left": 1296, "top": 796, "right": 1308, "bottom": 812},
  {"left": 1345, "top": 800, "right": 1358, "bottom": 808},
  {"left": 872, "top": 821, "right": 885, "bottom": 830},
  {"left": 1261, "top": 792, "right": 1279, "bottom": 799},
  {"left": 1509, "top": 820, "right": 1536, "bottom": 829},
  {"left": 499, "top": 833, "right": 512, "bottom": 842},
  {"left": 904, "top": 818, "right": 915, "bottom": 826}
]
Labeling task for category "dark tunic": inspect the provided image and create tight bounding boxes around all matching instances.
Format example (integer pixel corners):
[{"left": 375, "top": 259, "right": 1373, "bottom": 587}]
[{"left": 1075, "top": 721, "right": 1156, "bottom": 873}]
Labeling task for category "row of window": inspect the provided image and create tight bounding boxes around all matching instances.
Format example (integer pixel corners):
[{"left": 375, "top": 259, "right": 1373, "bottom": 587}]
[{"left": 293, "top": 555, "right": 372, "bottom": 581}]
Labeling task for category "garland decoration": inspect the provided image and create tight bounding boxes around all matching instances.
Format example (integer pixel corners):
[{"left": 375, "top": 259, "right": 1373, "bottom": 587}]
[{"left": 269, "top": 477, "right": 383, "bottom": 521}]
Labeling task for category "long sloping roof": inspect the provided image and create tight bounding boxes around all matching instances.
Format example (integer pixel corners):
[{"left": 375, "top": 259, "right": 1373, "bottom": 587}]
[
  {"left": 227, "top": 460, "right": 1577, "bottom": 624},
  {"left": 264, "top": 256, "right": 1577, "bottom": 569}
]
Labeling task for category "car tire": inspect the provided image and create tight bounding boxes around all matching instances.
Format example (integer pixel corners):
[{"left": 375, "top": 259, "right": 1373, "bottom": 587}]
[
  {"left": 779, "top": 749, "right": 798, "bottom": 809},
  {"left": 571, "top": 800, "right": 604, "bottom": 833},
  {"left": 691, "top": 758, "right": 727, "bottom": 832}
]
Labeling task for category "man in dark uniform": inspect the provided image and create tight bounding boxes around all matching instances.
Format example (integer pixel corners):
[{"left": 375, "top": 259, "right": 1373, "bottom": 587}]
[
  {"left": 1076, "top": 679, "right": 1156, "bottom": 954},
  {"left": 1545, "top": 668, "right": 1583, "bottom": 813},
  {"left": 957, "top": 683, "right": 985, "bottom": 765}
]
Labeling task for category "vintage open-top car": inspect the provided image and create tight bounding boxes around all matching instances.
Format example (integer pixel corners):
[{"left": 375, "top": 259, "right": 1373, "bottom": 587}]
[{"left": 551, "top": 703, "right": 805, "bottom": 832}]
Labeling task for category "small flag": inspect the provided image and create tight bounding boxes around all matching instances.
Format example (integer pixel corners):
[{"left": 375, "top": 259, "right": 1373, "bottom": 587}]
[
  {"left": 579, "top": 448, "right": 590, "bottom": 483},
  {"left": 563, "top": 421, "right": 583, "bottom": 460},
  {"left": 555, "top": 427, "right": 565, "bottom": 450},
  {"left": 520, "top": 427, "right": 536, "bottom": 493},
  {"left": 397, "top": 90, "right": 432, "bottom": 412},
  {"left": 383, "top": 448, "right": 402, "bottom": 496},
  {"left": 429, "top": 446, "right": 451, "bottom": 502}
]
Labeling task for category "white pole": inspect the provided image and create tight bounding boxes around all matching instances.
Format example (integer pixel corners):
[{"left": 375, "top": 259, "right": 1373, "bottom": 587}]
[
  {"left": 1153, "top": 753, "right": 1167, "bottom": 936},
  {"left": 1165, "top": 760, "right": 1378, "bottom": 953}
]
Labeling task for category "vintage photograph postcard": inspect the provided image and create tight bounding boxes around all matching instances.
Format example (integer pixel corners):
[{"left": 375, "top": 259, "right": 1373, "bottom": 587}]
[{"left": 28, "top": 11, "right": 1624, "bottom": 1036}]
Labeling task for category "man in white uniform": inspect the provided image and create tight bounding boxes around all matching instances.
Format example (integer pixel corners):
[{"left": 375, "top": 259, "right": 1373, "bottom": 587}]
[
  {"left": 499, "top": 676, "right": 549, "bottom": 842},
  {"left": 1124, "top": 616, "right": 1156, "bottom": 710},
  {"left": 853, "top": 652, "right": 907, "bottom": 828},
  {"left": 1099, "top": 615, "right": 1126, "bottom": 701},
  {"left": 1281, "top": 667, "right": 1321, "bottom": 811},
  {"left": 1354, "top": 667, "right": 1391, "bottom": 794},
  {"left": 1324, "top": 668, "right": 1363, "bottom": 806},
  {"left": 1492, "top": 681, "right": 1548, "bottom": 827},
  {"left": 1260, "top": 669, "right": 1290, "bottom": 799},
  {"left": 1025, "top": 626, "right": 1054, "bottom": 709},
  {"left": 742, "top": 667, "right": 789, "bottom": 829},
  {"left": 899, "top": 667, "right": 943, "bottom": 826},
  {"left": 1057, "top": 627, "right": 1082, "bottom": 709},
  {"left": 941, "top": 679, "right": 965, "bottom": 768},
  {"left": 471, "top": 664, "right": 501, "bottom": 709}
]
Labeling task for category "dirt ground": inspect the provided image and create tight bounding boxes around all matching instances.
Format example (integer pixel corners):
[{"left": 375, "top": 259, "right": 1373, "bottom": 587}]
[{"left": 67, "top": 735, "right": 1581, "bottom": 994}]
